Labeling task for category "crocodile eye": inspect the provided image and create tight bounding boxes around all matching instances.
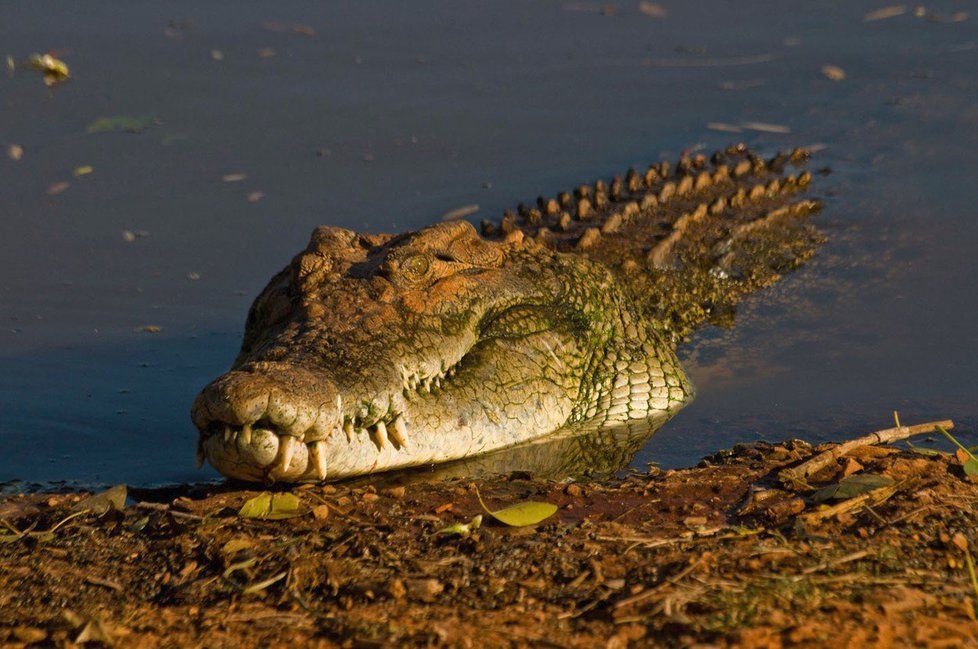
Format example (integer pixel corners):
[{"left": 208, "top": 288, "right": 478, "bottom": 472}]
[
  {"left": 382, "top": 252, "right": 433, "bottom": 287},
  {"left": 401, "top": 253, "right": 430, "bottom": 278}
]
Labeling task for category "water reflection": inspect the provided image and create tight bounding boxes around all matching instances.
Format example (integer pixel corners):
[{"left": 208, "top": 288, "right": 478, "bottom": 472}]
[{"left": 345, "top": 413, "right": 673, "bottom": 488}]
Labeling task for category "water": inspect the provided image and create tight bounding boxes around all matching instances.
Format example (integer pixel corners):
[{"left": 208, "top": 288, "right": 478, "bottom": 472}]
[{"left": 2, "top": 1, "right": 976, "bottom": 487}]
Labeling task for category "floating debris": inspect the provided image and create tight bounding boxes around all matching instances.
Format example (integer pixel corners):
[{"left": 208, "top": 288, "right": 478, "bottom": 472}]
[
  {"left": 740, "top": 121, "right": 791, "bottom": 134},
  {"left": 7, "top": 144, "right": 23, "bottom": 161},
  {"left": 864, "top": 5, "right": 906, "bottom": 22},
  {"left": 706, "top": 121, "right": 791, "bottom": 134},
  {"left": 27, "top": 52, "right": 70, "bottom": 86},
  {"left": 247, "top": 191, "right": 265, "bottom": 203},
  {"left": 187, "top": 272, "right": 201, "bottom": 281},
  {"left": 87, "top": 116, "right": 159, "bottom": 134},
  {"left": 140, "top": 325, "right": 162, "bottom": 334},
  {"left": 46, "top": 181, "right": 70, "bottom": 195},
  {"left": 257, "top": 47, "right": 276, "bottom": 58},
  {"left": 440, "top": 204, "right": 479, "bottom": 221},
  {"left": 638, "top": 1, "right": 667, "bottom": 18},
  {"left": 643, "top": 52, "right": 782, "bottom": 68},
  {"left": 706, "top": 122, "right": 743, "bottom": 133},
  {"left": 222, "top": 173, "right": 247, "bottom": 183},
  {"left": 210, "top": 49, "right": 224, "bottom": 61},
  {"left": 822, "top": 64, "right": 846, "bottom": 81},
  {"left": 122, "top": 230, "right": 136, "bottom": 242},
  {"left": 72, "top": 165, "right": 93, "bottom": 177}
]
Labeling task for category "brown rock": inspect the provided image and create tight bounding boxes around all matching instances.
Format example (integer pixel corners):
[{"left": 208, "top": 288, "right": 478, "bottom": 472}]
[
  {"left": 405, "top": 578, "right": 444, "bottom": 602},
  {"left": 312, "top": 504, "right": 330, "bottom": 520}
]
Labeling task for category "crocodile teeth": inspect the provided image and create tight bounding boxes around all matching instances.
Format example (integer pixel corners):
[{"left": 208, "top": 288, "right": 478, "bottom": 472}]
[
  {"left": 370, "top": 421, "right": 389, "bottom": 451},
  {"left": 391, "top": 415, "right": 409, "bottom": 449},
  {"left": 274, "top": 435, "right": 299, "bottom": 475},
  {"left": 343, "top": 420, "right": 354, "bottom": 442},
  {"left": 239, "top": 424, "right": 252, "bottom": 446},
  {"left": 310, "top": 441, "right": 328, "bottom": 480},
  {"left": 223, "top": 426, "right": 234, "bottom": 443},
  {"left": 195, "top": 437, "right": 205, "bottom": 469}
]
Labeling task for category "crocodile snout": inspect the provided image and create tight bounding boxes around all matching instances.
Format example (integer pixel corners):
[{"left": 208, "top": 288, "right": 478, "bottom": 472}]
[{"left": 191, "top": 363, "right": 341, "bottom": 482}]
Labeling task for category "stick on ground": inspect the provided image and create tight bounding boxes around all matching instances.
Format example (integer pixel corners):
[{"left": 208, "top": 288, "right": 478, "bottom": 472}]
[{"left": 779, "top": 419, "right": 954, "bottom": 486}]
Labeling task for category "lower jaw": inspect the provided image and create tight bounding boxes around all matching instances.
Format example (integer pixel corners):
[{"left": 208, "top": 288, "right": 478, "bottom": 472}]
[
  {"left": 201, "top": 427, "right": 324, "bottom": 483},
  {"left": 201, "top": 409, "right": 574, "bottom": 483}
]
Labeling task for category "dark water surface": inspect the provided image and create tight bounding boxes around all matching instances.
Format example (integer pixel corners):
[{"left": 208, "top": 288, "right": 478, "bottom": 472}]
[{"left": 2, "top": 2, "right": 977, "bottom": 486}]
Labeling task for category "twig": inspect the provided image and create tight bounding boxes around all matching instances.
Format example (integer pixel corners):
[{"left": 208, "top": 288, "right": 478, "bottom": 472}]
[
  {"left": 612, "top": 554, "right": 709, "bottom": 610},
  {"left": 779, "top": 419, "right": 954, "bottom": 486},
  {"left": 596, "top": 527, "right": 761, "bottom": 549},
  {"left": 242, "top": 571, "right": 287, "bottom": 595},
  {"left": 791, "top": 550, "right": 870, "bottom": 581},
  {"left": 797, "top": 483, "right": 901, "bottom": 526},
  {"left": 85, "top": 575, "right": 124, "bottom": 592},
  {"left": 964, "top": 547, "right": 978, "bottom": 617}
]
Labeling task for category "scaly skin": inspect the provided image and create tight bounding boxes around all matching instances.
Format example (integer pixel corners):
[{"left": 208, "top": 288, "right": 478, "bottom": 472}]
[{"left": 192, "top": 145, "right": 822, "bottom": 482}]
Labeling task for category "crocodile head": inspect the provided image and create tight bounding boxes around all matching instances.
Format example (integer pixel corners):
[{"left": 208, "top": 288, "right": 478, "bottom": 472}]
[{"left": 191, "top": 220, "right": 691, "bottom": 482}]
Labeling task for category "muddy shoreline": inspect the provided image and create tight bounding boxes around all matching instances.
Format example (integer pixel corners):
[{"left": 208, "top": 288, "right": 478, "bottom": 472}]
[{"left": 3, "top": 423, "right": 977, "bottom": 648}]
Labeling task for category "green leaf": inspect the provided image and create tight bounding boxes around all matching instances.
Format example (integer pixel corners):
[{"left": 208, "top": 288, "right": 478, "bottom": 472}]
[
  {"left": 238, "top": 492, "right": 302, "bottom": 520},
  {"left": 436, "top": 514, "right": 483, "bottom": 536},
  {"left": 906, "top": 441, "right": 950, "bottom": 457},
  {"left": 86, "top": 115, "right": 159, "bottom": 134},
  {"left": 964, "top": 459, "right": 978, "bottom": 477},
  {"left": 811, "top": 474, "right": 895, "bottom": 503},
  {"left": 475, "top": 489, "right": 557, "bottom": 527}
]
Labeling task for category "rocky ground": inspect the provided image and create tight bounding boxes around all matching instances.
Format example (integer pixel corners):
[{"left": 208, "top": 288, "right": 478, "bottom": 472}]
[{"left": 3, "top": 423, "right": 978, "bottom": 648}]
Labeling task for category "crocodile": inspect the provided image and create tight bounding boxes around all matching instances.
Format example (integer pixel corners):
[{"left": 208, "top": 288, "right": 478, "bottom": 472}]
[{"left": 192, "top": 145, "right": 822, "bottom": 482}]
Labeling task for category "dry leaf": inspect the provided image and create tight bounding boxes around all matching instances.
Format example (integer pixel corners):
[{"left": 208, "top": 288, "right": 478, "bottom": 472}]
[{"left": 74, "top": 485, "right": 127, "bottom": 515}]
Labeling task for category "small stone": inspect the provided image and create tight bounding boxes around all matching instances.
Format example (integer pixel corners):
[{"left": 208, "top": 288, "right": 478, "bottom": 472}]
[
  {"left": 388, "top": 578, "right": 407, "bottom": 600},
  {"left": 405, "top": 578, "right": 444, "bottom": 602},
  {"left": 361, "top": 492, "right": 379, "bottom": 503},
  {"left": 312, "top": 504, "right": 330, "bottom": 520},
  {"left": 385, "top": 486, "right": 406, "bottom": 499},
  {"left": 841, "top": 457, "right": 864, "bottom": 477},
  {"left": 564, "top": 483, "right": 582, "bottom": 497},
  {"left": 683, "top": 516, "right": 708, "bottom": 527}
]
